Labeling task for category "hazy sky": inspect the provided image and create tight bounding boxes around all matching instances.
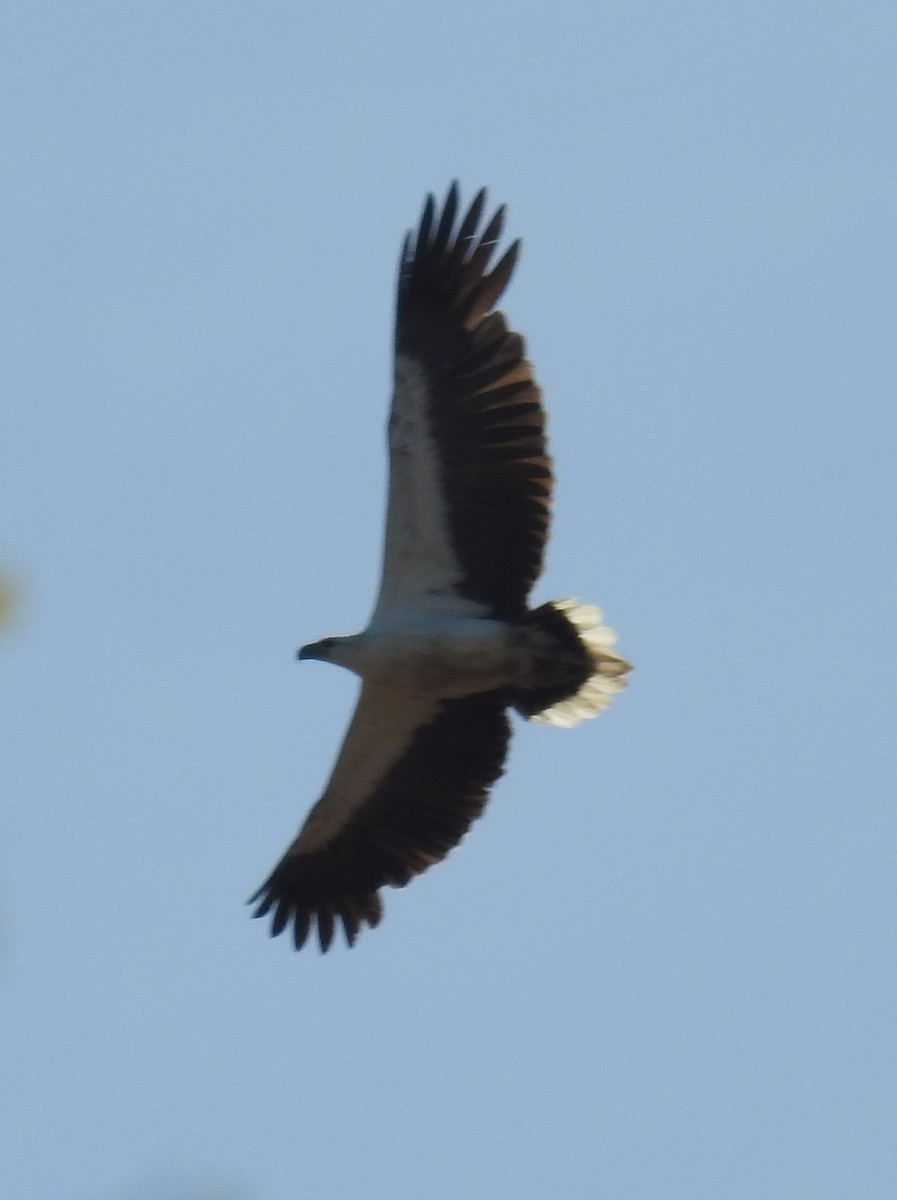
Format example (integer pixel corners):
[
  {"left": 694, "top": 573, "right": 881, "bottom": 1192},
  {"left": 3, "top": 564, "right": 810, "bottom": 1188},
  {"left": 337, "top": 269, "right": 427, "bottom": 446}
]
[{"left": 4, "top": 4, "right": 896, "bottom": 1198}]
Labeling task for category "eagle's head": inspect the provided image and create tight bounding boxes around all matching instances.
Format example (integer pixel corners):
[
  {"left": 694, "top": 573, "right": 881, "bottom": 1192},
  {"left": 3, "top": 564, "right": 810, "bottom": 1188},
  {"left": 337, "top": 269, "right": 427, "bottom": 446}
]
[{"left": 297, "top": 634, "right": 366, "bottom": 674}]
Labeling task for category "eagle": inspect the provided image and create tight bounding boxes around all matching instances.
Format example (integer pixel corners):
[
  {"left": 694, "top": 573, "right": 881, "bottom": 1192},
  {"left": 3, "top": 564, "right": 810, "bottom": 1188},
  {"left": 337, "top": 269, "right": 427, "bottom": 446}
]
[{"left": 251, "top": 184, "right": 631, "bottom": 951}]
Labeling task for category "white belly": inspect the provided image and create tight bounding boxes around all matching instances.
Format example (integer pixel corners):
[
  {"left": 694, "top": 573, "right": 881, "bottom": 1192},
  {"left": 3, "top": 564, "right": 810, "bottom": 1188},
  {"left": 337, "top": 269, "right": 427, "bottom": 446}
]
[{"left": 351, "top": 615, "right": 525, "bottom": 697}]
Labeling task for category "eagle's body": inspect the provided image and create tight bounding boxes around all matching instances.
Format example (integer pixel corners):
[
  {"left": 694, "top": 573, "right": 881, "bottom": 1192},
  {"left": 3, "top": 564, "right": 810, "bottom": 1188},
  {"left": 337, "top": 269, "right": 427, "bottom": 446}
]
[
  {"left": 304, "top": 615, "right": 565, "bottom": 697},
  {"left": 251, "top": 185, "right": 630, "bottom": 951}
]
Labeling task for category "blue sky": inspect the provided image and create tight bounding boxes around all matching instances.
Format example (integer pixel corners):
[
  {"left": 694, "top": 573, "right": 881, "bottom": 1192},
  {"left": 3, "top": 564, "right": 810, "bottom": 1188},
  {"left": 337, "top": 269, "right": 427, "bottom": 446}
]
[{"left": 3, "top": 3, "right": 896, "bottom": 1198}]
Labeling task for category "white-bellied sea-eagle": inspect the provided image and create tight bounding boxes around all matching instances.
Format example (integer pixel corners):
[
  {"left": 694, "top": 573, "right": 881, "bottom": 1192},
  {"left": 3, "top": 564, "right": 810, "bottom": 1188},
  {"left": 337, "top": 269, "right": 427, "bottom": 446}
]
[{"left": 251, "top": 184, "right": 631, "bottom": 951}]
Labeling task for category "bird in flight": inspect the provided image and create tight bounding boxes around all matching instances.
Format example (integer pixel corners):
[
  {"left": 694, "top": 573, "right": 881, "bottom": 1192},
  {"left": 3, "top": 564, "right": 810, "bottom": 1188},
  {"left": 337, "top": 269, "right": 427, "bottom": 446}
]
[{"left": 251, "top": 184, "right": 631, "bottom": 951}]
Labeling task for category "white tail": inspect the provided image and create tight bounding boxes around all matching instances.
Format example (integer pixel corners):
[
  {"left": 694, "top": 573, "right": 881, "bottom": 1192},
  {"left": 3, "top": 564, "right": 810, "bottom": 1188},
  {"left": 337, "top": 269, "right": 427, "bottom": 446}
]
[{"left": 532, "top": 598, "right": 631, "bottom": 727}]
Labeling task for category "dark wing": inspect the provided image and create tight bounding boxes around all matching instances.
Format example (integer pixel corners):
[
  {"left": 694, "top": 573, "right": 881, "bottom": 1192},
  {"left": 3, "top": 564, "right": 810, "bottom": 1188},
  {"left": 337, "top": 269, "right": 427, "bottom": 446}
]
[
  {"left": 374, "top": 183, "right": 553, "bottom": 622},
  {"left": 250, "top": 686, "right": 511, "bottom": 951}
]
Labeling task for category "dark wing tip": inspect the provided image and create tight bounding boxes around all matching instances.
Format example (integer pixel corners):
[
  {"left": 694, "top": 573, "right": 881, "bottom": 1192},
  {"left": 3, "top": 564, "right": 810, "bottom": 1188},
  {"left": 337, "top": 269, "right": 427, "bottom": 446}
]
[
  {"left": 416, "top": 192, "right": 436, "bottom": 256},
  {"left": 432, "top": 181, "right": 460, "bottom": 256},
  {"left": 398, "top": 184, "right": 522, "bottom": 338},
  {"left": 249, "top": 864, "right": 384, "bottom": 953}
]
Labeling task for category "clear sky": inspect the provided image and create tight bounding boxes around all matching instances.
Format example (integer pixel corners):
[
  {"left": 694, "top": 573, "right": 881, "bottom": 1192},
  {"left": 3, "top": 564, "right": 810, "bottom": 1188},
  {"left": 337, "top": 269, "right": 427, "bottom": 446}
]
[{"left": 3, "top": 4, "right": 896, "bottom": 1198}]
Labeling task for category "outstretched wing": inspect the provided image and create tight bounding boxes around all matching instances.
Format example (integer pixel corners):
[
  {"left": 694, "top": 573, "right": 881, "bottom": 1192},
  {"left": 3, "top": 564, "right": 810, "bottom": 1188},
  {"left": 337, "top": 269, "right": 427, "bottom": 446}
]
[
  {"left": 374, "top": 183, "right": 553, "bottom": 622},
  {"left": 250, "top": 686, "right": 511, "bottom": 951}
]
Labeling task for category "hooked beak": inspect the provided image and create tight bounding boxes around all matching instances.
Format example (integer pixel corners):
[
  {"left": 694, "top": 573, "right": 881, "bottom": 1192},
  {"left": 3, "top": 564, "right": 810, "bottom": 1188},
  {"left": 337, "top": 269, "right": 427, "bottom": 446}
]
[{"left": 297, "top": 639, "right": 330, "bottom": 662}]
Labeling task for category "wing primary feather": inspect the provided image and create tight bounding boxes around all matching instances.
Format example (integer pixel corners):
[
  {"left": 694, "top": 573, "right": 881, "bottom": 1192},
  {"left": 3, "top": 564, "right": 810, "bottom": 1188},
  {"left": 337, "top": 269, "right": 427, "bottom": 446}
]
[
  {"left": 416, "top": 193, "right": 436, "bottom": 257},
  {"left": 451, "top": 187, "right": 487, "bottom": 266},
  {"left": 293, "top": 908, "right": 312, "bottom": 951},
  {"left": 340, "top": 910, "right": 359, "bottom": 947},
  {"left": 317, "top": 907, "right": 336, "bottom": 953},
  {"left": 397, "top": 231, "right": 411, "bottom": 275},
  {"left": 431, "top": 181, "right": 460, "bottom": 257},
  {"left": 467, "top": 241, "right": 520, "bottom": 324},
  {"left": 464, "top": 205, "right": 506, "bottom": 282},
  {"left": 270, "top": 897, "right": 289, "bottom": 936}
]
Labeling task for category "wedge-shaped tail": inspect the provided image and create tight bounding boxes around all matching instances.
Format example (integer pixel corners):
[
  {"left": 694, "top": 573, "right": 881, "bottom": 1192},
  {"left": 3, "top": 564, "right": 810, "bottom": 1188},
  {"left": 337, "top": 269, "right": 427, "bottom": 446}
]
[{"left": 515, "top": 598, "right": 631, "bottom": 727}]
